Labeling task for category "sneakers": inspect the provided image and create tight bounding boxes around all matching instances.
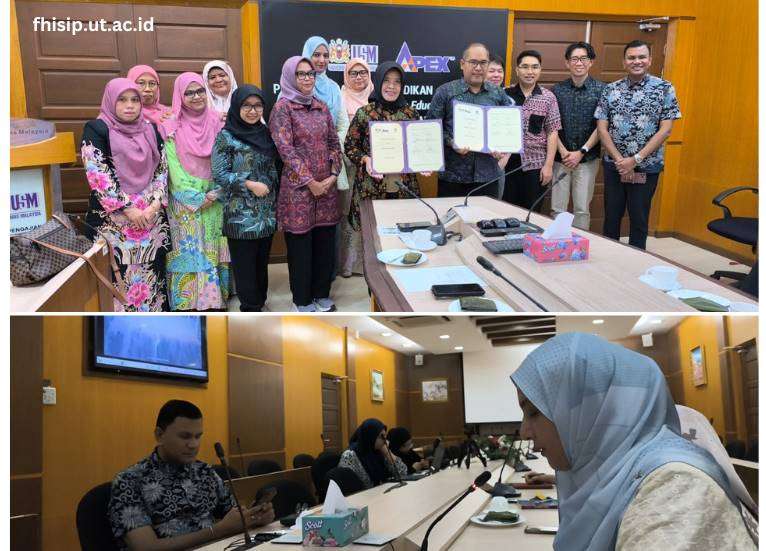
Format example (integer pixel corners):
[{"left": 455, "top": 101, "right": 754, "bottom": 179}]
[
  {"left": 293, "top": 303, "right": 317, "bottom": 312},
  {"left": 313, "top": 298, "right": 337, "bottom": 312}
]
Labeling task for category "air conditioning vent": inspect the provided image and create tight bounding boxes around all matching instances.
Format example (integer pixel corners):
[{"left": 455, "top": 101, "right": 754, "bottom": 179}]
[{"left": 388, "top": 316, "right": 452, "bottom": 329}]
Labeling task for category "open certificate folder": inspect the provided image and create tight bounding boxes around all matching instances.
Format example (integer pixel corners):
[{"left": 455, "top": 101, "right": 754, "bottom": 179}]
[
  {"left": 369, "top": 119, "right": 445, "bottom": 174},
  {"left": 452, "top": 100, "right": 523, "bottom": 154}
]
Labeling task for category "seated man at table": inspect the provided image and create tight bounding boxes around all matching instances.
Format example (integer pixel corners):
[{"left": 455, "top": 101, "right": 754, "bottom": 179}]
[
  {"left": 108, "top": 399, "right": 275, "bottom": 550},
  {"left": 387, "top": 427, "right": 432, "bottom": 474},
  {"left": 339, "top": 418, "right": 408, "bottom": 489}
]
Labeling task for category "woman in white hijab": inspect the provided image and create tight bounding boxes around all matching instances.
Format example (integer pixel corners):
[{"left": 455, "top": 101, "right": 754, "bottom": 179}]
[
  {"left": 202, "top": 60, "right": 238, "bottom": 119},
  {"left": 511, "top": 333, "right": 756, "bottom": 551}
]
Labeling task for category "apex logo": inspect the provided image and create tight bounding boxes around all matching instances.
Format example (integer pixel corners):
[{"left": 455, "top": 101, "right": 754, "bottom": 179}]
[{"left": 395, "top": 41, "right": 454, "bottom": 73}]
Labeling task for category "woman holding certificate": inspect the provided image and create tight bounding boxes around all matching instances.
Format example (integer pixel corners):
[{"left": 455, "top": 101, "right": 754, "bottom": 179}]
[
  {"left": 269, "top": 56, "right": 342, "bottom": 313},
  {"left": 345, "top": 62, "right": 428, "bottom": 249}
]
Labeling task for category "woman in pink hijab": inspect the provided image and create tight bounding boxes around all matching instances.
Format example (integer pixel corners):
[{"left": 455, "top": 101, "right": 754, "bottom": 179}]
[
  {"left": 81, "top": 77, "right": 170, "bottom": 311},
  {"left": 162, "top": 72, "right": 231, "bottom": 311},
  {"left": 126, "top": 65, "right": 172, "bottom": 126}
]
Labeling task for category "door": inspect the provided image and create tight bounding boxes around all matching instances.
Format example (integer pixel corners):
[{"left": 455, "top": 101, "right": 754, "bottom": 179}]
[
  {"left": 16, "top": 1, "right": 243, "bottom": 215},
  {"left": 512, "top": 18, "right": 668, "bottom": 236},
  {"left": 739, "top": 340, "right": 758, "bottom": 453},
  {"left": 321, "top": 374, "right": 342, "bottom": 453}
]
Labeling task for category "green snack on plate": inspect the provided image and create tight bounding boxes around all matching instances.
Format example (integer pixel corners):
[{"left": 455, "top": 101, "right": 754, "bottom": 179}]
[
  {"left": 460, "top": 297, "right": 497, "bottom": 312},
  {"left": 680, "top": 297, "right": 728, "bottom": 312},
  {"left": 482, "top": 510, "right": 519, "bottom": 523},
  {"left": 402, "top": 252, "right": 422, "bottom": 265}
]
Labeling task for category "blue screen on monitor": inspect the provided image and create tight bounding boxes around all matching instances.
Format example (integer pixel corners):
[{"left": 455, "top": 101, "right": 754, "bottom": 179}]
[{"left": 92, "top": 316, "right": 208, "bottom": 382}]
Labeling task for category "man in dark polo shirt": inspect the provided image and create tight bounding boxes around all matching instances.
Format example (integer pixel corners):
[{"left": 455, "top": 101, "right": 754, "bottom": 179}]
[
  {"left": 427, "top": 42, "right": 515, "bottom": 198},
  {"left": 551, "top": 42, "right": 606, "bottom": 231},
  {"left": 108, "top": 400, "right": 274, "bottom": 550}
]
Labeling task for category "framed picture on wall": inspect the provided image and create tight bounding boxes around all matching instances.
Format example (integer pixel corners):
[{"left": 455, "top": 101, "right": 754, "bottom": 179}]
[
  {"left": 422, "top": 379, "right": 449, "bottom": 402},
  {"left": 371, "top": 369, "right": 384, "bottom": 402},
  {"left": 691, "top": 345, "right": 707, "bottom": 386}
]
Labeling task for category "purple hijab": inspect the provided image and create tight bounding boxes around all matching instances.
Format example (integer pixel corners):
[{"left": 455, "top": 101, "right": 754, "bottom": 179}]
[
  {"left": 97, "top": 78, "right": 160, "bottom": 195},
  {"left": 278, "top": 56, "right": 315, "bottom": 105}
]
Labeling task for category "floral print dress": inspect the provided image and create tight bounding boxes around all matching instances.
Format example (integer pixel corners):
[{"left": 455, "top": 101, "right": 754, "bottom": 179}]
[
  {"left": 165, "top": 140, "right": 232, "bottom": 311},
  {"left": 82, "top": 120, "right": 171, "bottom": 312}
]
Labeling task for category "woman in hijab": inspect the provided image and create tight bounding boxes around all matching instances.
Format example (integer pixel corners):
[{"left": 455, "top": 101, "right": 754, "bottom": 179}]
[
  {"left": 344, "top": 62, "right": 429, "bottom": 240},
  {"left": 337, "top": 58, "right": 374, "bottom": 277},
  {"left": 511, "top": 333, "right": 756, "bottom": 551},
  {"left": 339, "top": 419, "right": 407, "bottom": 490},
  {"left": 386, "top": 427, "right": 431, "bottom": 474},
  {"left": 269, "top": 56, "right": 342, "bottom": 312},
  {"left": 162, "top": 72, "right": 231, "bottom": 311},
  {"left": 212, "top": 85, "right": 279, "bottom": 312},
  {"left": 202, "top": 60, "right": 238, "bottom": 120},
  {"left": 126, "top": 65, "right": 172, "bottom": 127},
  {"left": 81, "top": 78, "right": 170, "bottom": 311}
]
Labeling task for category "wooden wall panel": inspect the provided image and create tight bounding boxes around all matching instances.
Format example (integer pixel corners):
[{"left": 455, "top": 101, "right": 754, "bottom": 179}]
[
  {"left": 407, "top": 354, "right": 466, "bottom": 445},
  {"left": 228, "top": 316, "right": 283, "bottom": 364}
]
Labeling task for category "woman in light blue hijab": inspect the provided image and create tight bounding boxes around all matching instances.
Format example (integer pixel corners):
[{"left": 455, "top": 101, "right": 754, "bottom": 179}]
[
  {"left": 301, "top": 36, "right": 342, "bottom": 124},
  {"left": 511, "top": 333, "right": 753, "bottom": 551}
]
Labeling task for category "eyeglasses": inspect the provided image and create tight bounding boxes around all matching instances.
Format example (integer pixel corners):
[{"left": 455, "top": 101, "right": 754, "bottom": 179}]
[
  {"left": 568, "top": 56, "right": 592, "bottom": 64},
  {"left": 136, "top": 80, "right": 158, "bottom": 89},
  {"left": 183, "top": 89, "right": 206, "bottom": 98},
  {"left": 349, "top": 69, "right": 369, "bottom": 78},
  {"left": 241, "top": 103, "right": 264, "bottom": 112},
  {"left": 464, "top": 59, "right": 489, "bottom": 69},
  {"left": 295, "top": 71, "right": 317, "bottom": 80}
]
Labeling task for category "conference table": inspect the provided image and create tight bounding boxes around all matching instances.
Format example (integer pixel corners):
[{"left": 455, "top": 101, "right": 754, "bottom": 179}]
[
  {"left": 360, "top": 196, "right": 758, "bottom": 312},
  {"left": 197, "top": 455, "right": 558, "bottom": 550}
]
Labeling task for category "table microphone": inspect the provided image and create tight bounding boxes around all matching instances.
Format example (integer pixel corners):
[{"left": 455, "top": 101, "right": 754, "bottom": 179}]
[
  {"left": 522, "top": 171, "right": 568, "bottom": 232},
  {"left": 420, "top": 471, "right": 492, "bottom": 551},
  {"left": 491, "top": 431, "right": 522, "bottom": 498},
  {"left": 392, "top": 180, "right": 447, "bottom": 245},
  {"left": 383, "top": 445, "right": 408, "bottom": 493},
  {"left": 214, "top": 442, "right": 257, "bottom": 550},
  {"left": 476, "top": 255, "right": 549, "bottom": 312},
  {"left": 444, "top": 166, "right": 525, "bottom": 222}
]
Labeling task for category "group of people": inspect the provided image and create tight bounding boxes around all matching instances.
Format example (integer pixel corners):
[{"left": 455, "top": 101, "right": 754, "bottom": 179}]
[
  {"left": 106, "top": 333, "right": 757, "bottom": 550},
  {"left": 83, "top": 36, "right": 680, "bottom": 312}
]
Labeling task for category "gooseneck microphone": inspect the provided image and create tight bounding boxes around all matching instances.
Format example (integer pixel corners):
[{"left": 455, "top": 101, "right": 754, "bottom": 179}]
[
  {"left": 491, "top": 431, "right": 522, "bottom": 498},
  {"left": 523, "top": 171, "right": 568, "bottom": 230},
  {"left": 214, "top": 442, "right": 257, "bottom": 550},
  {"left": 443, "top": 166, "right": 524, "bottom": 223},
  {"left": 393, "top": 180, "right": 447, "bottom": 245},
  {"left": 476, "top": 255, "right": 549, "bottom": 312},
  {"left": 420, "top": 471, "right": 492, "bottom": 551},
  {"left": 383, "top": 445, "right": 408, "bottom": 494}
]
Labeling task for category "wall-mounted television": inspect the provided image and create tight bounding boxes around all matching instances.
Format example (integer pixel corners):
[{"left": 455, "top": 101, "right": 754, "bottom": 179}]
[{"left": 89, "top": 316, "right": 208, "bottom": 382}]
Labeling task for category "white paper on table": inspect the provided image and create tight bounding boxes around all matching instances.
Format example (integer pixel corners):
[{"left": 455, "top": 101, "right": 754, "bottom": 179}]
[
  {"left": 321, "top": 480, "right": 351, "bottom": 515},
  {"left": 486, "top": 107, "right": 522, "bottom": 153},
  {"left": 393, "top": 265, "right": 487, "bottom": 293},
  {"left": 377, "top": 225, "right": 400, "bottom": 236},
  {"left": 453, "top": 102, "right": 485, "bottom": 152},
  {"left": 370, "top": 122, "right": 405, "bottom": 174},
  {"left": 405, "top": 121, "right": 444, "bottom": 172},
  {"left": 450, "top": 205, "right": 497, "bottom": 224},
  {"left": 541, "top": 212, "right": 574, "bottom": 240}
]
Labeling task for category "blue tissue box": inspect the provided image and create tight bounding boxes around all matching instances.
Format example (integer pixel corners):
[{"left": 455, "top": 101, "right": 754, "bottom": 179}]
[{"left": 301, "top": 506, "right": 369, "bottom": 547}]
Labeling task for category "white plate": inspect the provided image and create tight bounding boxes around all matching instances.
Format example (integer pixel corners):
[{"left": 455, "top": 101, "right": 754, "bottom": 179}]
[
  {"left": 449, "top": 298, "right": 514, "bottom": 312},
  {"left": 639, "top": 274, "right": 682, "bottom": 292},
  {"left": 398, "top": 234, "right": 437, "bottom": 251},
  {"left": 376, "top": 248, "right": 428, "bottom": 267},
  {"left": 728, "top": 302, "right": 758, "bottom": 312},
  {"left": 668, "top": 289, "right": 731, "bottom": 308},
  {"left": 469, "top": 512, "right": 525, "bottom": 528}
]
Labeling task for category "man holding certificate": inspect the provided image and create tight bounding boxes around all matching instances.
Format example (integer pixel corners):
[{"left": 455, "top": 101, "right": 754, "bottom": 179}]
[{"left": 427, "top": 43, "right": 515, "bottom": 198}]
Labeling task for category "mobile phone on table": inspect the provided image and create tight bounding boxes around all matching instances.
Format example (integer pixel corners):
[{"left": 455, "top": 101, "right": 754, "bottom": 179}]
[
  {"left": 397, "top": 221, "right": 432, "bottom": 232},
  {"left": 431, "top": 283, "right": 485, "bottom": 299},
  {"left": 524, "top": 526, "right": 558, "bottom": 535}
]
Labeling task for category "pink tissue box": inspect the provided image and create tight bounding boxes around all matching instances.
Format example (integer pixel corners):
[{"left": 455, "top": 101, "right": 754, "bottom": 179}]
[{"left": 522, "top": 233, "right": 590, "bottom": 263}]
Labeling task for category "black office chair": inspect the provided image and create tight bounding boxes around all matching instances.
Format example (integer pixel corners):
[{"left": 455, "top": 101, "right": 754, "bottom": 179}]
[
  {"left": 213, "top": 464, "right": 241, "bottom": 481},
  {"left": 325, "top": 466, "right": 366, "bottom": 497},
  {"left": 247, "top": 459, "right": 282, "bottom": 476},
  {"left": 258, "top": 480, "right": 317, "bottom": 519},
  {"left": 293, "top": 453, "right": 315, "bottom": 469},
  {"left": 76, "top": 482, "right": 120, "bottom": 551},
  {"left": 707, "top": 186, "right": 758, "bottom": 292},
  {"left": 311, "top": 451, "right": 340, "bottom": 501}
]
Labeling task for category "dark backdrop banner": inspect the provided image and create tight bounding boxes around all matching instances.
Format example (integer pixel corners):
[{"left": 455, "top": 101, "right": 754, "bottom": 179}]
[{"left": 259, "top": 0, "right": 508, "bottom": 117}]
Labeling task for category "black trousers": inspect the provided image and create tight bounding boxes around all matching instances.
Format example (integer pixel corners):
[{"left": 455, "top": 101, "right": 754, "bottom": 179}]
[
  {"left": 227, "top": 235, "right": 273, "bottom": 312},
  {"left": 504, "top": 168, "right": 543, "bottom": 212},
  {"left": 284, "top": 225, "right": 336, "bottom": 307},
  {"left": 602, "top": 162, "right": 659, "bottom": 250},
  {"left": 437, "top": 178, "right": 498, "bottom": 199}
]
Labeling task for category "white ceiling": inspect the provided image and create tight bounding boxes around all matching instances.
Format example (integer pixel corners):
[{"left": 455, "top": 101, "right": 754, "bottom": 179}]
[{"left": 321, "top": 315, "right": 686, "bottom": 355}]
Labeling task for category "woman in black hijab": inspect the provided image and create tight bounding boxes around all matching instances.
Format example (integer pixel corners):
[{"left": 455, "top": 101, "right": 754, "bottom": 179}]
[
  {"left": 338, "top": 418, "right": 407, "bottom": 489},
  {"left": 212, "top": 84, "right": 279, "bottom": 312},
  {"left": 387, "top": 427, "right": 431, "bottom": 474}
]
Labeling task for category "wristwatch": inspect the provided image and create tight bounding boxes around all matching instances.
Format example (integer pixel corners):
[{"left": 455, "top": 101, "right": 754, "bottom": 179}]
[
  {"left": 633, "top": 153, "right": 644, "bottom": 165},
  {"left": 579, "top": 146, "right": 589, "bottom": 155}
]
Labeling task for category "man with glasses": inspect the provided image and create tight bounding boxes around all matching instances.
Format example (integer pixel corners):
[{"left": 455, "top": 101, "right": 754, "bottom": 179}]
[
  {"left": 550, "top": 42, "right": 605, "bottom": 230},
  {"left": 595, "top": 40, "right": 681, "bottom": 249},
  {"left": 427, "top": 43, "right": 514, "bottom": 198},
  {"left": 503, "top": 50, "right": 561, "bottom": 211}
]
